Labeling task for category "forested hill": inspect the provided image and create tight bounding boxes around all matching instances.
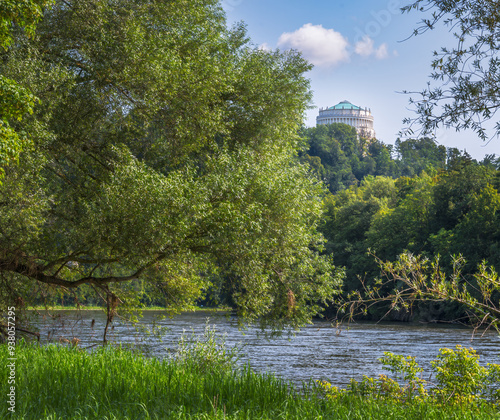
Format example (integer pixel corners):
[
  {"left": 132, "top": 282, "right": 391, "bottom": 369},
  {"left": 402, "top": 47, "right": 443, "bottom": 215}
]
[
  {"left": 299, "top": 123, "right": 497, "bottom": 193},
  {"left": 300, "top": 123, "right": 500, "bottom": 321}
]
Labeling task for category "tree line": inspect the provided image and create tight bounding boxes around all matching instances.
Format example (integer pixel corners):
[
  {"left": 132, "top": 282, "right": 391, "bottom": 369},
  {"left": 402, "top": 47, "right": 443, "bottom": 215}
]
[
  {"left": 303, "top": 124, "right": 500, "bottom": 321},
  {"left": 299, "top": 123, "right": 494, "bottom": 193}
]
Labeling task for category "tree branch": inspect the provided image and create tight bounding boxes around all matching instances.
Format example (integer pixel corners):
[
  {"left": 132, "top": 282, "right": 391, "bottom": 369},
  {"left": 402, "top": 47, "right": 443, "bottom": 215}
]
[{"left": 0, "top": 257, "right": 148, "bottom": 288}]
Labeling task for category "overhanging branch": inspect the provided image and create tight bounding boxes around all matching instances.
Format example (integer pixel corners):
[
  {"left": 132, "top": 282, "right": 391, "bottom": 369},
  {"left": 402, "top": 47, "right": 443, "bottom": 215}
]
[{"left": 0, "top": 256, "right": 160, "bottom": 289}]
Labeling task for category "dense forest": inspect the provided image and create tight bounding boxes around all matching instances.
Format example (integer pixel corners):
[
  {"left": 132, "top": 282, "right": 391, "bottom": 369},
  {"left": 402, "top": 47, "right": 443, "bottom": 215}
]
[{"left": 300, "top": 123, "right": 500, "bottom": 321}]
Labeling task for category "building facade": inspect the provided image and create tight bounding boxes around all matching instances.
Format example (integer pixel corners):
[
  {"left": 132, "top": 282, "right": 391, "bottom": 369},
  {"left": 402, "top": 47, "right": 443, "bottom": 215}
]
[{"left": 316, "top": 100, "right": 375, "bottom": 139}]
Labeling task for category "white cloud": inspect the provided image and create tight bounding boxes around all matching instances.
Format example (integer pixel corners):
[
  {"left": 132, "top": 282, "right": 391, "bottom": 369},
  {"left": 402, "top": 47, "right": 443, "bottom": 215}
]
[
  {"left": 375, "top": 43, "right": 389, "bottom": 59},
  {"left": 354, "top": 35, "right": 374, "bottom": 57},
  {"left": 258, "top": 42, "right": 271, "bottom": 51},
  {"left": 354, "top": 35, "right": 389, "bottom": 60},
  {"left": 277, "top": 25, "right": 390, "bottom": 67},
  {"left": 277, "top": 24, "right": 349, "bottom": 67}
]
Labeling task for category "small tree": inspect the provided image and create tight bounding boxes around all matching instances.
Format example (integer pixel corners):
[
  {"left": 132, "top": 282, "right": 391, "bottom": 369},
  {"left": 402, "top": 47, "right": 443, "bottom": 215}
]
[{"left": 344, "top": 251, "right": 500, "bottom": 332}]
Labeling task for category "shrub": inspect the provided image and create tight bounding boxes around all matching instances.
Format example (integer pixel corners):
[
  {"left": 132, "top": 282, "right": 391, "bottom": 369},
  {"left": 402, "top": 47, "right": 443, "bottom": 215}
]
[
  {"left": 171, "top": 319, "right": 243, "bottom": 374},
  {"left": 317, "top": 345, "right": 500, "bottom": 407}
]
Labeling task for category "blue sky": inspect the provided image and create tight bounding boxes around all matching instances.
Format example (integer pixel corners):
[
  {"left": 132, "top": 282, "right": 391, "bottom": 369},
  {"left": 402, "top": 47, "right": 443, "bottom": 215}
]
[{"left": 222, "top": 0, "right": 498, "bottom": 160}]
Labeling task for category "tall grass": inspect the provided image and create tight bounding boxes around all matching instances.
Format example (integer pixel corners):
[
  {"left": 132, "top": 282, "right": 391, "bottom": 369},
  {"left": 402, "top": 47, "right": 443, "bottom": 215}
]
[{"left": 1, "top": 341, "right": 499, "bottom": 419}]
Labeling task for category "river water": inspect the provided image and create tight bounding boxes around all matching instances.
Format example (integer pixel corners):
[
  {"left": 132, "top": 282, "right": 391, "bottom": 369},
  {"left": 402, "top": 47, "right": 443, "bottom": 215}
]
[{"left": 32, "top": 310, "right": 500, "bottom": 387}]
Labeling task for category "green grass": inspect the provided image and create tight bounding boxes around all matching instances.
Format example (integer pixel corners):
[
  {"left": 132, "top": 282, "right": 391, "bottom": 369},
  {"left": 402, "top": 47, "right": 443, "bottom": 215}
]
[{"left": 1, "top": 344, "right": 499, "bottom": 419}]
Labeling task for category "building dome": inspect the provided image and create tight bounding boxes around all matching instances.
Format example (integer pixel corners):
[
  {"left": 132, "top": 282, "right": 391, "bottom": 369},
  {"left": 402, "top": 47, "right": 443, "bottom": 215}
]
[
  {"left": 329, "top": 100, "right": 361, "bottom": 110},
  {"left": 317, "top": 100, "right": 375, "bottom": 138}
]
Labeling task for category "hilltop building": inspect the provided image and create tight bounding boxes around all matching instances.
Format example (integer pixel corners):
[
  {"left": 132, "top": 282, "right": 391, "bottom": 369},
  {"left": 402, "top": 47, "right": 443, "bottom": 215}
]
[{"left": 316, "top": 100, "right": 376, "bottom": 139}]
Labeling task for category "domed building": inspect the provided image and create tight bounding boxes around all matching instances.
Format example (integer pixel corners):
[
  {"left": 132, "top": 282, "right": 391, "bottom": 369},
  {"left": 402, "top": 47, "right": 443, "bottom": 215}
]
[{"left": 316, "top": 100, "right": 375, "bottom": 139}]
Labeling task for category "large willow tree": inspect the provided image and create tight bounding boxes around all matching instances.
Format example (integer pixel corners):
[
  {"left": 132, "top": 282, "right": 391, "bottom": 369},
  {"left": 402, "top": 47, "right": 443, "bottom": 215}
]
[{"left": 0, "top": 0, "right": 342, "bottom": 336}]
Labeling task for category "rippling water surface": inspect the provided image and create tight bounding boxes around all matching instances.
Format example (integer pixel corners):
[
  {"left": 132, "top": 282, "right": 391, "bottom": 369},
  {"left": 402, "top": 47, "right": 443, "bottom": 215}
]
[{"left": 32, "top": 310, "right": 500, "bottom": 386}]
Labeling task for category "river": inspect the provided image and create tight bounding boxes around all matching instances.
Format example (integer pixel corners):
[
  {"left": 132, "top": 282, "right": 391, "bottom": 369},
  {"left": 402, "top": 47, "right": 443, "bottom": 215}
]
[{"left": 31, "top": 310, "right": 500, "bottom": 387}]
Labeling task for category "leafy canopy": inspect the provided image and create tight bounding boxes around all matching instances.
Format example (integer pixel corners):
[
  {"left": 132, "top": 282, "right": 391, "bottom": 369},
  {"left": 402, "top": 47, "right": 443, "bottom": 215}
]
[
  {"left": 0, "top": 0, "right": 342, "bottom": 333},
  {"left": 0, "top": 0, "right": 52, "bottom": 177}
]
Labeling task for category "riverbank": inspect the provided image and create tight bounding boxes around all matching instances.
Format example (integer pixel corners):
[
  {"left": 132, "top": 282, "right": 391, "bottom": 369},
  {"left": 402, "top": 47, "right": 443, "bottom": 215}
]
[
  {"left": 28, "top": 310, "right": 500, "bottom": 388},
  {"left": 1, "top": 343, "right": 498, "bottom": 419},
  {"left": 29, "top": 305, "right": 231, "bottom": 312}
]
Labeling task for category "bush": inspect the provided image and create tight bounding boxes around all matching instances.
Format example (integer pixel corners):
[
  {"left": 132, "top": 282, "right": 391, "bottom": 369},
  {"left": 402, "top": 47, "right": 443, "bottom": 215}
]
[
  {"left": 317, "top": 345, "right": 500, "bottom": 408},
  {"left": 171, "top": 319, "right": 243, "bottom": 374}
]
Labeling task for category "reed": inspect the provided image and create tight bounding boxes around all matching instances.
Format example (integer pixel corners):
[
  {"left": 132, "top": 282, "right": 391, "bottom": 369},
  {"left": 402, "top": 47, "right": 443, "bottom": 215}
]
[{"left": 1, "top": 343, "right": 497, "bottom": 419}]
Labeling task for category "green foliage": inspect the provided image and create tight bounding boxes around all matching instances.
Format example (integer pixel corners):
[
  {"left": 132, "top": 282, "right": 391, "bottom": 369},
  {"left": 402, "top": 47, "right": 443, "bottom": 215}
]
[
  {"left": 299, "top": 124, "right": 399, "bottom": 193},
  {"left": 394, "top": 137, "right": 446, "bottom": 176},
  {"left": 323, "top": 158, "right": 499, "bottom": 321},
  {"left": 318, "top": 345, "right": 500, "bottom": 407},
  {"left": 366, "top": 172, "right": 435, "bottom": 262},
  {"left": 352, "top": 252, "right": 500, "bottom": 330},
  {"left": 300, "top": 124, "right": 467, "bottom": 194},
  {"left": 431, "top": 346, "right": 487, "bottom": 404},
  {"left": 172, "top": 320, "right": 243, "bottom": 374},
  {"left": 0, "top": 0, "right": 342, "bottom": 333},
  {"left": 2, "top": 342, "right": 496, "bottom": 419},
  {"left": 380, "top": 353, "right": 424, "bottom": 384},
  {"left": 0, "top": 0, "right": 52, "bottom": 178},
  {"left": 0, "top": 0, "right": 51, "bottom": 49},
  {"left": 320, "top": 176, "right": 397, "bottom": 292}
]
